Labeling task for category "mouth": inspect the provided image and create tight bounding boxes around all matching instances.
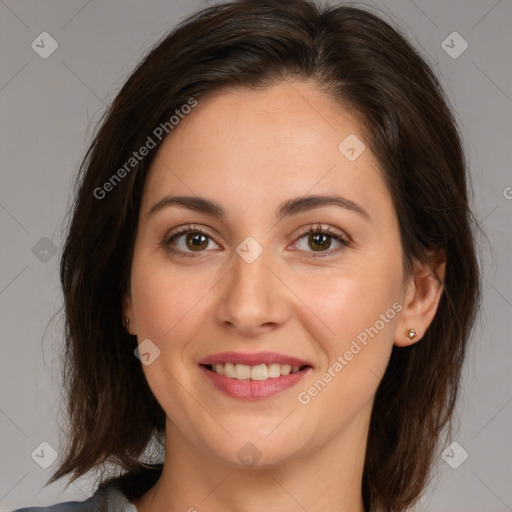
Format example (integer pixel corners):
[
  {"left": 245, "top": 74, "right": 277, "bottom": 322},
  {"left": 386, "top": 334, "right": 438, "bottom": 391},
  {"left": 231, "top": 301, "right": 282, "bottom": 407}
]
[
  {"left": 198, "top": 352, "right": 313, "bottom": 400},
  {"left": 200, "top": 362, "right": 310, "bottom": 380}
]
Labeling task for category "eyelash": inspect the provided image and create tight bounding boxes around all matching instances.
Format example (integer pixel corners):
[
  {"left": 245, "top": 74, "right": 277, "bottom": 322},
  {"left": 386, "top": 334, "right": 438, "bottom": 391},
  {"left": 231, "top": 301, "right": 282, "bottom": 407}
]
[{"left": 163, "top": 223, "right": 350, "bottom": 259}]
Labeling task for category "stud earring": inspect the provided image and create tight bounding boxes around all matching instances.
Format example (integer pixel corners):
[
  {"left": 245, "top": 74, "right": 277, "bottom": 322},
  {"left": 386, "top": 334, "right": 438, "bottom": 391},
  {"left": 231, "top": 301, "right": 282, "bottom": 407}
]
[
  {"left": 124, "top": 317, "right": 130, "bottom": 330},
  {"left": 405, "top": 328, "right": 417, "bottom": 340}
]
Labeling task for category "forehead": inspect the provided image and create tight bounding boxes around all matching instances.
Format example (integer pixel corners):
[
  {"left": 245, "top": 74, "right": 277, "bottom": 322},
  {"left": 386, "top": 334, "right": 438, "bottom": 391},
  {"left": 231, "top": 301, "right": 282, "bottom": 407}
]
[{"left": 141, "top": 81, "right": 389, "bottom": 217}]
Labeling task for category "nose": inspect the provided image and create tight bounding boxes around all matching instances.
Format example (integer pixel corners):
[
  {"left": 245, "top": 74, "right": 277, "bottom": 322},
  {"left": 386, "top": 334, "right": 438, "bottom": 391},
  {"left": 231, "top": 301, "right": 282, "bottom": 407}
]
[{"left": 215, "top": 246, "right": 291, "bottom": 337}]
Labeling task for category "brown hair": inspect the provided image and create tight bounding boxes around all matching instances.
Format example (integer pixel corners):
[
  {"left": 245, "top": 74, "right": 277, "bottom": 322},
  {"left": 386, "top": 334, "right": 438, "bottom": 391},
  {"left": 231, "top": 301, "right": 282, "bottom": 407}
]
[{"left": 50, "top": 1, "right": 481, "bottom": 510}]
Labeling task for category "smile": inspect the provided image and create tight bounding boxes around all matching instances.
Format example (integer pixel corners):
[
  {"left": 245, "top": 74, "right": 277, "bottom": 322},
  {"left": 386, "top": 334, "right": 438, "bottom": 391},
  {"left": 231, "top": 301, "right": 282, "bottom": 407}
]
[
  {"left": 203, "top": 362, "right": 305, "bottom": 380},
  {"left": 198, "top": 352, "right": 313, "bottom": 400}
]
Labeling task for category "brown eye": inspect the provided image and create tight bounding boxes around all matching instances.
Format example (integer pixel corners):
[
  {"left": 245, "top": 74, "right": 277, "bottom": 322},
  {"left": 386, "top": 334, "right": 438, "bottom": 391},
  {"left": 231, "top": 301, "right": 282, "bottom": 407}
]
[
  {"left": 165, "top": 226, "right": 219, "bottom": 257},
  {"left": 308, "top": 233, "right": 332, "bottom": 251},
  {"left": 185, "top": 233, "right": 209, "bottom": 251},
  {"left": 293, "top": 225, "right": 349, "bottom": 257}
]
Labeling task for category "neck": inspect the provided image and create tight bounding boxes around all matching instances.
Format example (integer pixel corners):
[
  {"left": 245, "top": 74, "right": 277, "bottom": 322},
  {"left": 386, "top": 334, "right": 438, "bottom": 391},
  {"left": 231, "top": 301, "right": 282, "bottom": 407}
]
[{"left": 132, "top": 416, "right": 369, "bottom": 512}]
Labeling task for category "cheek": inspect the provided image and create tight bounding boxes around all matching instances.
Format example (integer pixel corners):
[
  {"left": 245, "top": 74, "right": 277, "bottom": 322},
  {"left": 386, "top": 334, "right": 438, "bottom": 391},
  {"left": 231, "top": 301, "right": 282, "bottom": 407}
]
[
  {"left": 293, "top": 261, "right": 401, "bottom": 400},
  {"left": 130, "top": 254, "right": 211, "bottom": 341},
  {"left": 129, "top": 256, "right": 211, "bottom": 424},
  {"left": 294, "top": 260, "right": 401, "bottom": 342}
]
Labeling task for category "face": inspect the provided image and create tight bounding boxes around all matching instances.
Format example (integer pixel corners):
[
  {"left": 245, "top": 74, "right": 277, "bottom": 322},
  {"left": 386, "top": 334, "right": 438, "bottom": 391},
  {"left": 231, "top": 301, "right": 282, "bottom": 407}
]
[{"left": 125, "top": 81, "right": 409, "bottom": 469}]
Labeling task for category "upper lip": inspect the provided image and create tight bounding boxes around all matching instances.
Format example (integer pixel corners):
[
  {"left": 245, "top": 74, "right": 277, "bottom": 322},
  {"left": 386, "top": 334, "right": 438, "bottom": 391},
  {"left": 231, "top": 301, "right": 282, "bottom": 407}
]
[{"left": 199, "top": 351, "right": 312, "bottom": 367}]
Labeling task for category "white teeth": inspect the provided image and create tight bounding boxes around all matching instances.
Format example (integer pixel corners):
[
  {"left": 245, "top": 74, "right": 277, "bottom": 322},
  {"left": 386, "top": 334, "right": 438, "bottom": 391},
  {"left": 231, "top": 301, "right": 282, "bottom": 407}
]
[
  {"left": 267, "top": 363, "right": 281, "bottom": 378},
  {"left": 209, "top": 362, "right": 304, "bottom": 380},
  {"left": 235, "top": 363, "right": 251, "bottom": 380},
  {"left": 280, "top": 364, "right": 291, "bottom": 376},
  {"left": 224, "top": 362, "right": 236, "bottom": 378},
  {"left": 251, "top": 364, "right": 268, "bottom": 381}
]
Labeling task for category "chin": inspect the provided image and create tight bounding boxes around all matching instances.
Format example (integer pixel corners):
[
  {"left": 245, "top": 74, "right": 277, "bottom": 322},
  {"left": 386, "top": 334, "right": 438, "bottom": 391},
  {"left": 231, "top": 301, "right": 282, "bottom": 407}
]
[{"left": 209, "top": 429, "right": 309, "bottom": 470}]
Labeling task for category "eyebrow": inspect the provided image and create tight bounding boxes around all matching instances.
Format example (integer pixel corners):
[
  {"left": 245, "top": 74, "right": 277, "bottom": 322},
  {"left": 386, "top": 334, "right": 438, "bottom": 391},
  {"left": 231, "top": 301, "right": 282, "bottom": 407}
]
[{"left": 148, "top": 194, "right": 370, "bottom": 221}]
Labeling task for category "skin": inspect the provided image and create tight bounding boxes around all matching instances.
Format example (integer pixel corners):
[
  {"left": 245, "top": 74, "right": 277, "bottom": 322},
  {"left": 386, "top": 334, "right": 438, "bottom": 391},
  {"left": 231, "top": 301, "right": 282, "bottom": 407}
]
[{"left": 124, "top": 80, "right": 445, "bottom": 512}]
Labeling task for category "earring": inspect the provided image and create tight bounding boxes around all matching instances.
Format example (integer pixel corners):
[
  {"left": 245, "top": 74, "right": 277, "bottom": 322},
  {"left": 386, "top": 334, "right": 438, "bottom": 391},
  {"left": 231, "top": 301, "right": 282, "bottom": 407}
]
[
  {"left": 405, "top": 328, "right": 416, "bottom": 340},
  {"left": 124, "top": 317, "right": 130, "bottom": 330}
]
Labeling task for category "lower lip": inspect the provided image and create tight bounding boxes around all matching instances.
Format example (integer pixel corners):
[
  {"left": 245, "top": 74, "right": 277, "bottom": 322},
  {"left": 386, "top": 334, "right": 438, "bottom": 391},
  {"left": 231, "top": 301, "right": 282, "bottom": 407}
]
[{"left": 199, "top": 365, "right": 311, "bottom": 400}]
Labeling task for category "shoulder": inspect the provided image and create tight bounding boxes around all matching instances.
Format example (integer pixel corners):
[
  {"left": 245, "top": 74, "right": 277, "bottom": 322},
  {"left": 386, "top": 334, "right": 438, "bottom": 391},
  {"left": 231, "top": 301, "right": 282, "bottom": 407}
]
[
  {"left": 11, "top": 500, "right": 92, "bottom": 512},
  {"left": 11, "top": 487, "right": 137, "bottom": 512},
  {"left": 11, "top": 465, "right": 163, "bottom": 512}
]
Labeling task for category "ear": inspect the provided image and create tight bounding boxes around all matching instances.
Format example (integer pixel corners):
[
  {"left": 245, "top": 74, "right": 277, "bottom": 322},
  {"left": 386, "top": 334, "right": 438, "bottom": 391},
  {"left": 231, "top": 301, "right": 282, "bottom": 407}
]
[
  {"left": 394, "top": 251, "right": 446, "bottom": 347},
  {"left": 123, "top": 291, "right": 137, "bottom": 335}
]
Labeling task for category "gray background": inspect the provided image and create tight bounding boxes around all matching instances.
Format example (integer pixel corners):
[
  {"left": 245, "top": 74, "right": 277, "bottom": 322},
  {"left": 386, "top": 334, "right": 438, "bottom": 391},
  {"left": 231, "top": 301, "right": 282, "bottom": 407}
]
[{"left": 0, "top": 0, "right": 511, "bottom": 510}]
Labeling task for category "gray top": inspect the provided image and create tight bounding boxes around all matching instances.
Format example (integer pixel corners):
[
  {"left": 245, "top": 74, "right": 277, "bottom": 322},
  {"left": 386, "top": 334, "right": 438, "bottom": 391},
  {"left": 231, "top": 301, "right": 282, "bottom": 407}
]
[
  {"left": 13, "top": 486, "right": 381, "bottom": 512},
  {"left": 11, "top": 486, "right": 138, "bottom": 512}
]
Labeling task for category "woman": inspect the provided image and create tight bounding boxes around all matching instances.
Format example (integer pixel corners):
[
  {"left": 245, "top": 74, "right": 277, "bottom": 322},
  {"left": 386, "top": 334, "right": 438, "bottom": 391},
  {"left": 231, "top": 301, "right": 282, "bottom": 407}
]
[{"left": 14, "top": 0, "right": 481, "bottom": 511}]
